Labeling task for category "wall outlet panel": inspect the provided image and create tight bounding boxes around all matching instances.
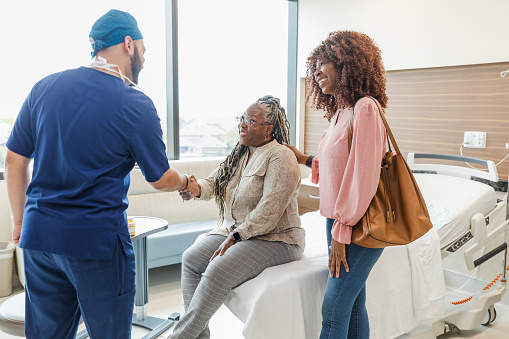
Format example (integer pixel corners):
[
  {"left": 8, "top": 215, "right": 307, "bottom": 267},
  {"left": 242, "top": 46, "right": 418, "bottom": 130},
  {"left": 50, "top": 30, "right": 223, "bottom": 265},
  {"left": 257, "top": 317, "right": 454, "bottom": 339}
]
[{"left": 464, "top": 131, "right": 486, "bottom": 149}]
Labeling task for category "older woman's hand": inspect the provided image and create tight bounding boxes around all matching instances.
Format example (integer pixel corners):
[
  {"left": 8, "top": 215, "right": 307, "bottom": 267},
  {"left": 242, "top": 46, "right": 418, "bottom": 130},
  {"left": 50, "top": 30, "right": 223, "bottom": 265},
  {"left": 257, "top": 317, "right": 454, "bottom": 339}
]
[
  {"left": 179, "top": 175, "right": 201, "bottom": 201},
  {"left": 210, "top": 233, "right": 237, "bottom": 261},
  {"left": 329, "top": 238, "right": 349, "bottom": 278},
  {"left": 187, "top": 175, "right": 201, "bottom": 196}
]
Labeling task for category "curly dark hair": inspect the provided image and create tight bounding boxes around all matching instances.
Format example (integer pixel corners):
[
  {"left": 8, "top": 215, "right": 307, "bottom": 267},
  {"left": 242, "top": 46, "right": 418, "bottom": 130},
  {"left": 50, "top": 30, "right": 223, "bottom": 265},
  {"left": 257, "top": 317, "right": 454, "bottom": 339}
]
[
  {"left": 213, "top": 95, "right": 291, "bottom": 225},
  {"left": 306, "top": 31, "right": 388, "bottom": 121}
]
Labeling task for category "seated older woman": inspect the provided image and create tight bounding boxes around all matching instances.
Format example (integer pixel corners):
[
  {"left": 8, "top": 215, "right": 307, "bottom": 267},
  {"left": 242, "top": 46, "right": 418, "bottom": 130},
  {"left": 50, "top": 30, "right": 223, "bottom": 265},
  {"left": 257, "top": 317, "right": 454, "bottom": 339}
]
[{"left": 170, "top": 95, "right": 305, "bottom": 339}]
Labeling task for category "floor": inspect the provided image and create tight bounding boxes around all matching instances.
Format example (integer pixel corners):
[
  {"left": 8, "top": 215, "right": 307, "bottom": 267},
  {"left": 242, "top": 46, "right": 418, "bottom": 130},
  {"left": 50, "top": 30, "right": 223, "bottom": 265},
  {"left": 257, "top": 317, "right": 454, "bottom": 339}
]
[
  {"left": 0, "top": 264, "right": 244, "bottom": 339},
  {"left": 1, "top": 265, "right": 509, "bottom": 339}
]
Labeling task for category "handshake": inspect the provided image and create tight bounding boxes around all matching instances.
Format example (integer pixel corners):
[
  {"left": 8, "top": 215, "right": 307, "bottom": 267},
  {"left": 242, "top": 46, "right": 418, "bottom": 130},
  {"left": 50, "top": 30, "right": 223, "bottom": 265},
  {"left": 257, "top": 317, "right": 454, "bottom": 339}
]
[{"left": 179, "top": 175, "right": 201, "bottom": 201}]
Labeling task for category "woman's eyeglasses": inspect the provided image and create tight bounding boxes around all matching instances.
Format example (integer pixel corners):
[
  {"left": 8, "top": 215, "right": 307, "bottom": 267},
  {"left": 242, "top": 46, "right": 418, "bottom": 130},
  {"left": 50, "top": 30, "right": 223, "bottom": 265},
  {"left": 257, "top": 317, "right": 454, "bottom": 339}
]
[{"left": 236, "top": 116, "right": 272, "bottom": 127}]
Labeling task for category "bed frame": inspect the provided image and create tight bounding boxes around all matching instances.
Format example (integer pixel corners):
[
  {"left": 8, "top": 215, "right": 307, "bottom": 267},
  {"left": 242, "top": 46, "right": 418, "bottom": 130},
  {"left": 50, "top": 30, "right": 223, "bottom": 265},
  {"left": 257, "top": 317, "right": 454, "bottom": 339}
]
[
  {"left": 407, "top": 153, "right": 499, "bottom": 182},
  {"left": 407, "top": 153, "right": 508, "bottom": 336}
]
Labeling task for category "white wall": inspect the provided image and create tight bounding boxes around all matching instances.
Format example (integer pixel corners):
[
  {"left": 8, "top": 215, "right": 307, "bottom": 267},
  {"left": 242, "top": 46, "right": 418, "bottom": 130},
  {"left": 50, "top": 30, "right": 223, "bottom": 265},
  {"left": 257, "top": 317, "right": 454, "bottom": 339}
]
[{"left": 298, "top": 0, "right": 509, "bottom": 77}]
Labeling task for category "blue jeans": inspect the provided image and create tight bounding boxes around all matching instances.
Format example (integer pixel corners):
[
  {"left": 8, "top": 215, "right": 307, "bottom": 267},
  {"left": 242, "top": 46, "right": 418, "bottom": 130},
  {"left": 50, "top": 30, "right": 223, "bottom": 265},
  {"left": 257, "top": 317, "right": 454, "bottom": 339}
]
[
  {"left": 320, "top": 218, "right": 384, "bottom": 339},
  {"left": 23, "top": 236, "right": 136, "bottom": 339}
]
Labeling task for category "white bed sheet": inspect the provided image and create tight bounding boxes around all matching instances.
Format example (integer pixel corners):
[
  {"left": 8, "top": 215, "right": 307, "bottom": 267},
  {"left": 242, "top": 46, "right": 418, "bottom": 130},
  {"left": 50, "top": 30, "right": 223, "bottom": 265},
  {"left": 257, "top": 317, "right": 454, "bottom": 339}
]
[
  {"left": 414, "top": 173, "right": 497, "bottom": 249},
  {"left": 224, "top": 212, "right": 445, "bottom": 339}
]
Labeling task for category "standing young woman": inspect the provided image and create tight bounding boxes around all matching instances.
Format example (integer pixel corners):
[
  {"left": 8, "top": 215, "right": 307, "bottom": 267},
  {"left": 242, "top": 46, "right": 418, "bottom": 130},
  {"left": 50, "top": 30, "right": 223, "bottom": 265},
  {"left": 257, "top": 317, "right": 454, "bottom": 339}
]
[{"left": 285, "top": 31, "right": 388, "bottom": 338}]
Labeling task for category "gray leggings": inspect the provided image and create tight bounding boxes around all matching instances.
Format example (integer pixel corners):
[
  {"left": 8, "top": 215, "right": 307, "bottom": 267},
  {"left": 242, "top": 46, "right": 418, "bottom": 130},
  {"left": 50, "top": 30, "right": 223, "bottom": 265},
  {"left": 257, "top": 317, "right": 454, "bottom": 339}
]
[{"left": 170, "top": 234, "right": 303, "bottom": 339}]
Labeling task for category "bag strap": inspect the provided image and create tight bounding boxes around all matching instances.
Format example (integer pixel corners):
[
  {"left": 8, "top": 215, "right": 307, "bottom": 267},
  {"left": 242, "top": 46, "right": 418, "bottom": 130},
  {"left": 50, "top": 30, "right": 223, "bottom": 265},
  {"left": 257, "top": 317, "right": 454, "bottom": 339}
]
[
  {"left": 347, "top": 96, "right": 400, "bottom": 155},
  {"left": 348, "top": 97, "right": 399, "bottom": 223}
]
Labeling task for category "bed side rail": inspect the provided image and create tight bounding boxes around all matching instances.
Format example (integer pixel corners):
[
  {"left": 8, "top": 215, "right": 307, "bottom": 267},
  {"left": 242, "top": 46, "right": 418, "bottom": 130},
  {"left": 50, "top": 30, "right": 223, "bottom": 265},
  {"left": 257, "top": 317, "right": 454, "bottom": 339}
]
[
  {"left": 407, "top": 153, "right": 498, "bottom": 182},
  {"left": 473, "top": 243, "right": 507, "bottom": 268},
  {"left": 464, "top": 211, "right": 509, "bottom": 271}
]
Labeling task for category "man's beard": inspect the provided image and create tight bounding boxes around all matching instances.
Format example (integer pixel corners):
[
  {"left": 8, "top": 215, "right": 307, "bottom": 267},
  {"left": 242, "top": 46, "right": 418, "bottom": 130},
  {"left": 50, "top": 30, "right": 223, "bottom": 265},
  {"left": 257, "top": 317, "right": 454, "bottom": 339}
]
[{"left": 130, "top": 45, "right": 143, "bottom": 85}]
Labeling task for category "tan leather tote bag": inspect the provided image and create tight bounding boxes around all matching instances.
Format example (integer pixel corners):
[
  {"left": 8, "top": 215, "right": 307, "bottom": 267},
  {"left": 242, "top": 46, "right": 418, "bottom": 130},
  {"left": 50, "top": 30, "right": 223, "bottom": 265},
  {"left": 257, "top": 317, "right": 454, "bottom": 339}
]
[{"left": 348, "top": 97, "right": 433, "bottom": 248}]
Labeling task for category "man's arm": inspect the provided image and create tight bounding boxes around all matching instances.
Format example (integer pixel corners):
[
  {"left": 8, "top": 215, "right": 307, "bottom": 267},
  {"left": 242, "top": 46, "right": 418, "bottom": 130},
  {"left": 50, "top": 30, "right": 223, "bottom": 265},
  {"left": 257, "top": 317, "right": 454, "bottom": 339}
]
[
  {"left": 5, "top": 150, "right": 31, "bottom": 245},
  {"left": 150, "top": 167, "right": 188, "bottom": 192}
]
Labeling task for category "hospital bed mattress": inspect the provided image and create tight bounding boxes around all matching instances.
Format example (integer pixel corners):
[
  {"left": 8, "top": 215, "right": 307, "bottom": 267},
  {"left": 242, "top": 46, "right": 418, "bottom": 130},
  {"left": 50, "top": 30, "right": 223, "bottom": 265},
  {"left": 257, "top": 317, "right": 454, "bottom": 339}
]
[
  {"left": 414, "top": 173, "right": 498, "bottom": 249},
  {"left": 224, "top": 212, "right": 445, "bottom": 339}
]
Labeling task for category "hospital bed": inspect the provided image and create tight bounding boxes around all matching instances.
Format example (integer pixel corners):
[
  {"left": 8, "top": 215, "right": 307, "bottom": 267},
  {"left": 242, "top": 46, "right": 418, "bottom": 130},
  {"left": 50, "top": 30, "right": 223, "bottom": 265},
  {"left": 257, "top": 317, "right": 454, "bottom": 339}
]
[
  {"left": 407, "top": 153, "right": 508, "bottom": 336},
  {"left": 222, "top": 153, "right": 508, "bottom": 339}
]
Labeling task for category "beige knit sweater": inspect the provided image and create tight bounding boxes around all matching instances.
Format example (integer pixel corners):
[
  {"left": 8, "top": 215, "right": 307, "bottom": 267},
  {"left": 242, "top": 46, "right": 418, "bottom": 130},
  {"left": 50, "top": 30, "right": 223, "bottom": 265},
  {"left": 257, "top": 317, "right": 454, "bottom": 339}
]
[{"left": 197, "top": 140, "right": 305, "bottom": 249}]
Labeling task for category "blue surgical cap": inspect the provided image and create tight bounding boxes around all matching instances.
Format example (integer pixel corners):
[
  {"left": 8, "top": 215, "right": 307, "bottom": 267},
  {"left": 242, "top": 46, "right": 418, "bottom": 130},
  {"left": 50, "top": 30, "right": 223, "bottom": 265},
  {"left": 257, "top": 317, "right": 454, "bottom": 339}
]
[{"left": 89, "top": 9, "right": 143, "bottom": 57}]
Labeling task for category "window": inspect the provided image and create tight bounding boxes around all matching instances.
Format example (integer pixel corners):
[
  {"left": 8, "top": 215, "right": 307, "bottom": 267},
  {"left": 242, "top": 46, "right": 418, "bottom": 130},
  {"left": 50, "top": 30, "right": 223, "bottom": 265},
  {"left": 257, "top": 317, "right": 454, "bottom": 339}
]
[
  {"left": 177, "top": 0, "right": 289, "bottom": 158},
  {"left": 0, "top": 1, "right": 166, "bottom": 170},
  {"left": 0, "top": 0, "right": 293, "bottom": 168}
]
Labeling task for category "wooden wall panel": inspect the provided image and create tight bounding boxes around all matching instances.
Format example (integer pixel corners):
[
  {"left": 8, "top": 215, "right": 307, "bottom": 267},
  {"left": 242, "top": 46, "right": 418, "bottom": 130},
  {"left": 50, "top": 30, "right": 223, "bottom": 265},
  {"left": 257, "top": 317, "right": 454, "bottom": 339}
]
[{"left": 304, "top": 61, "right": 509, "bottom": 181}]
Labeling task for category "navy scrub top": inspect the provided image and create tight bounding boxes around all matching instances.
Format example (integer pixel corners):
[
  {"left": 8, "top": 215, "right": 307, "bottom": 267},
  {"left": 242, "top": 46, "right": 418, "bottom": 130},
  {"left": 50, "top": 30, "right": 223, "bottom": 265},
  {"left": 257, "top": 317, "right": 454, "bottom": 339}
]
[{"left": 7, "top": 67, "right": 170, "bottom": 260}]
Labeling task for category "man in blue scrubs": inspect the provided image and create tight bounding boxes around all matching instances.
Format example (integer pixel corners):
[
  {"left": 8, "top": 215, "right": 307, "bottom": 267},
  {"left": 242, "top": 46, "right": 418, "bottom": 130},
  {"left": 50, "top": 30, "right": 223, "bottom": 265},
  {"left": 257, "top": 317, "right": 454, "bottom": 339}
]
[{"left": 5, "top": 10, "right": 188, "bottom": 339}]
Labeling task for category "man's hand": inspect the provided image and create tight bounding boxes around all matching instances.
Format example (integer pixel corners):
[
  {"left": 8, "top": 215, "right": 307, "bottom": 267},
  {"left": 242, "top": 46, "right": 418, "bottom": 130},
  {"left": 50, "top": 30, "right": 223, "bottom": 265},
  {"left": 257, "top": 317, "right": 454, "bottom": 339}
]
[
  {"left": 179, "top": 175, "right": 201, "bottom": 200},
  {"left": 5, "top": 150, "right": 30, "bottom": 246},
  {"left": 12, "top": 222, "right": 22, "bottom": 246}
]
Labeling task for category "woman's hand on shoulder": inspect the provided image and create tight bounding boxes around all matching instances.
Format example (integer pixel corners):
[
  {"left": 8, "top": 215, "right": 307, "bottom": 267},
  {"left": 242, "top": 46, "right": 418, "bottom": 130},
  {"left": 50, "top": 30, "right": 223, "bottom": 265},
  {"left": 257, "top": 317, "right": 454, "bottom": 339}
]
[
  {"left": 329, "top": 238, "right": 349, "bottom": 278},
  {"left": 210, "top": 233, "right": 237, "bottom": 261},
  {"left": 283, "top": 142, "right": 308, "bottom": 165}
]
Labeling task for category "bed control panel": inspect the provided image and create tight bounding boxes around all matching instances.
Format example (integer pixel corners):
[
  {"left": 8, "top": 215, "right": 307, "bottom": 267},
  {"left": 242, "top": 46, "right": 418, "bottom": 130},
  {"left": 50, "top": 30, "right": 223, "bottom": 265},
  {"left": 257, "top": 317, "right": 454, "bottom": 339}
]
[{"left": 446, "top": 231, "right": 473, "bottom": 253}]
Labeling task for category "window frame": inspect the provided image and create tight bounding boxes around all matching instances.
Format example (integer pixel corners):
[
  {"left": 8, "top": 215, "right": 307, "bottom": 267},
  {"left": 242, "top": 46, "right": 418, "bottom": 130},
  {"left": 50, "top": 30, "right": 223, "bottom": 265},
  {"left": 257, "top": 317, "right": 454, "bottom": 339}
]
[
  {"left": 164, "top": 0, "right": 298, "bottom": 160},
  {"left": 0, "top": 0, "right": 298, "bottom": 172}
]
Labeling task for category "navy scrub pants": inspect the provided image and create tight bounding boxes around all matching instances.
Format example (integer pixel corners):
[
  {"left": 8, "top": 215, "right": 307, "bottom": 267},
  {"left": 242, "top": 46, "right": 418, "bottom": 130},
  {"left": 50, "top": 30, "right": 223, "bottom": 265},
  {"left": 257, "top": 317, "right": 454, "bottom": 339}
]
[{"left": 23, "top": 236, "right": 136, "bottom": 339}]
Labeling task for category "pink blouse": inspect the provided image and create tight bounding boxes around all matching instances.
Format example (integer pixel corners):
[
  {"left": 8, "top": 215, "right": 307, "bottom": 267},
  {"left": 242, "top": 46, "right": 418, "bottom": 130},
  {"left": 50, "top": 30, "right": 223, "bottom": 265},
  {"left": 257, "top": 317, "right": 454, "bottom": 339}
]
[{"left": 312, "top": 97, "right": 387, "bottom": 244}]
